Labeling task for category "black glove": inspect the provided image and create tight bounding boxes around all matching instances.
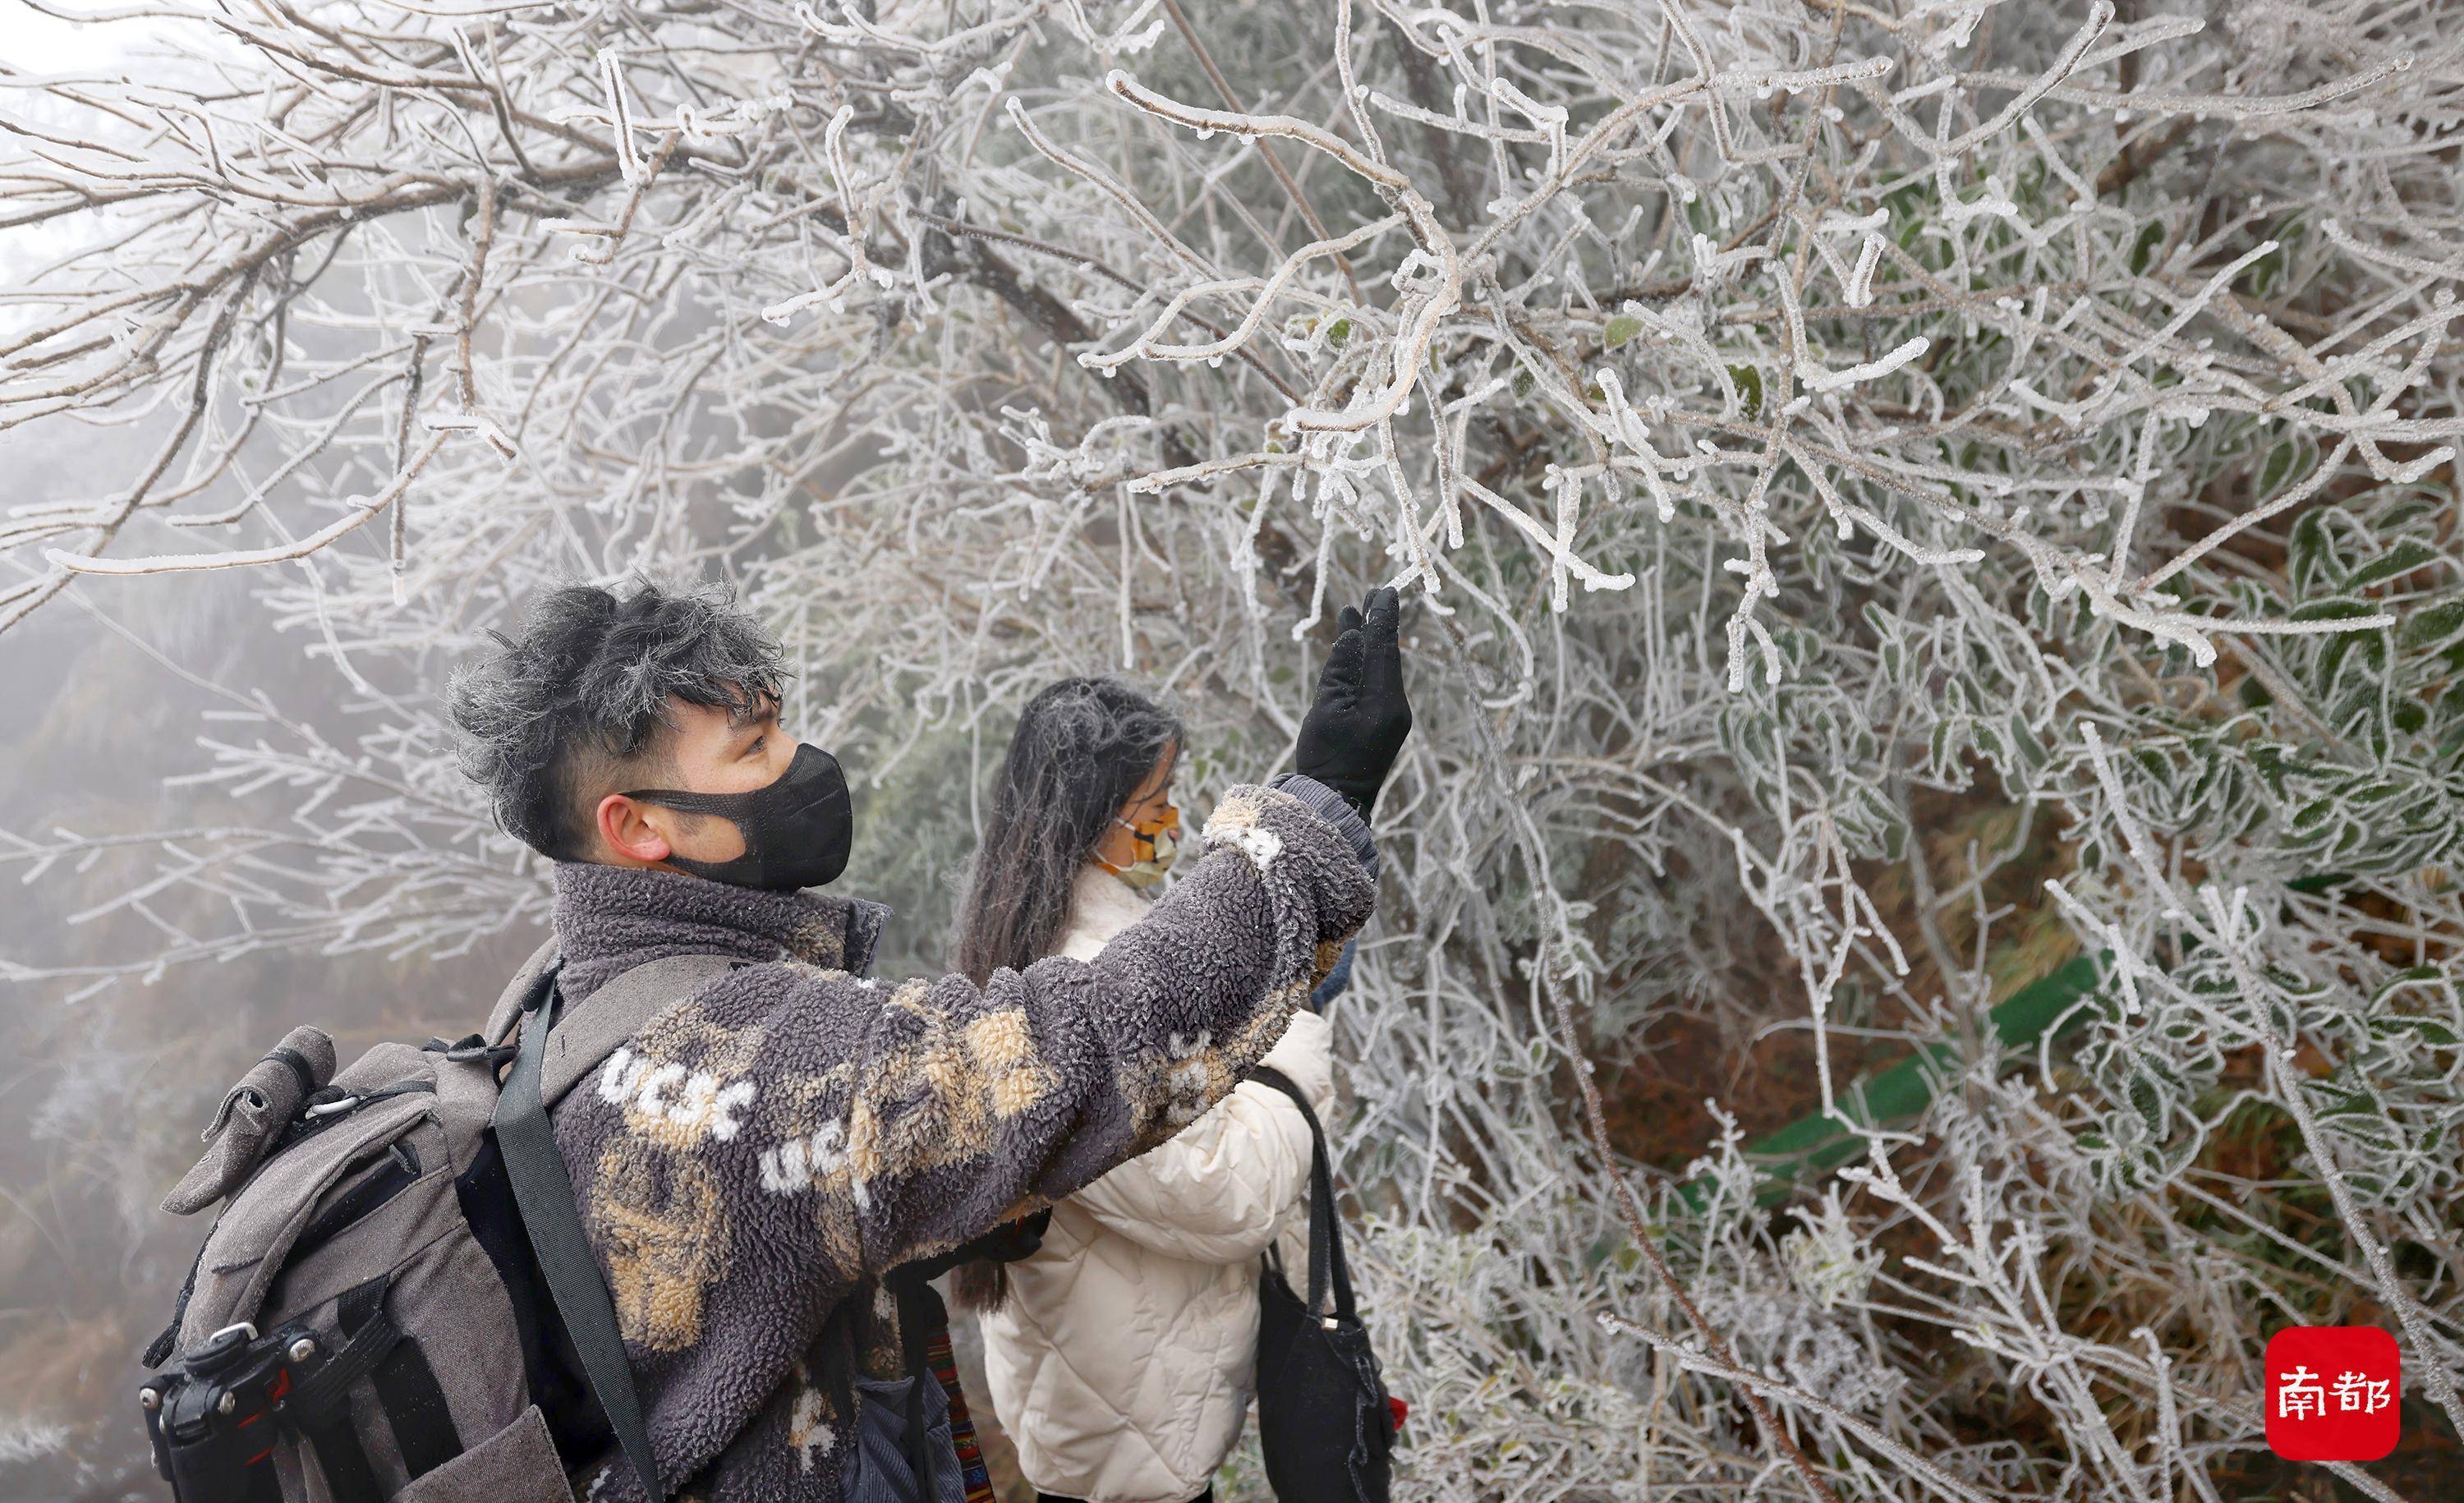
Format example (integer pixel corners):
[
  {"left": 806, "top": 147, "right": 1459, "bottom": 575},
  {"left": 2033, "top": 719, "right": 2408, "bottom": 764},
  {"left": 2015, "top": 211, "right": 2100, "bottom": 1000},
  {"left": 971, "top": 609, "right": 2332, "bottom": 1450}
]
[{"left": 1293, "top": 586, "right": 1413, "bottom": 821}]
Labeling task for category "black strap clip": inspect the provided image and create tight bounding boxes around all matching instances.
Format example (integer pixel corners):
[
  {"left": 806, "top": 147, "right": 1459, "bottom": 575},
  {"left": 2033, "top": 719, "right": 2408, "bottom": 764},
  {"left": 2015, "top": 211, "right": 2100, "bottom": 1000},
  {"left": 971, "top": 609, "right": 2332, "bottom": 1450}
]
[
  {"left": 142, "top": 1321, "right": 292, "bottom": 1503},
  {"left": 426, "top": 1032, "right": 520, "bottom": 1069}
]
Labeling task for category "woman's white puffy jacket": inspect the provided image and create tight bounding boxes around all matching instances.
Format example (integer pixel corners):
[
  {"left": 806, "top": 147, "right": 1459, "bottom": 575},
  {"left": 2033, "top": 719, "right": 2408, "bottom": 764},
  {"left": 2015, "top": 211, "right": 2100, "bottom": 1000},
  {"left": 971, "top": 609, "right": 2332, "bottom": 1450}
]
[{"left": 981, "top": 865, "right": 1331, "bottom": 1503}]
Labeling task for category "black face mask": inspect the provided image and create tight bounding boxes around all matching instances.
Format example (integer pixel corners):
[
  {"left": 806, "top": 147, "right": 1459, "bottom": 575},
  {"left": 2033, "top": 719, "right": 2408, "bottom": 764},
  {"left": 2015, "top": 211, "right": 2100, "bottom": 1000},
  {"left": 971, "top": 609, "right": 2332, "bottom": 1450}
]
[{"left": 623, "top": 742, "right": 854, "bottom": 892}]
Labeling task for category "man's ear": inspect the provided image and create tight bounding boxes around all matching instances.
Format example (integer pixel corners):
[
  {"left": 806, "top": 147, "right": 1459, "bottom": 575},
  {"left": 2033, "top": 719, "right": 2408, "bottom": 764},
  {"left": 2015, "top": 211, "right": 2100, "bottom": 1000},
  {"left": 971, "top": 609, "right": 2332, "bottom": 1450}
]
[{"left": 595, "top": 793, "right": 673, "bottom": 866}]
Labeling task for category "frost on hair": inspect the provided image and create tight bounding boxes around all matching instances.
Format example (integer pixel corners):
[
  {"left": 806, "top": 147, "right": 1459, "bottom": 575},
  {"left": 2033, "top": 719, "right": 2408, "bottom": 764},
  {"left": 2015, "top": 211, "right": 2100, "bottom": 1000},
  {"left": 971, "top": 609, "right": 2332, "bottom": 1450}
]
[{"left": 447, "top": 580, "right": 787, "bottom": 859}]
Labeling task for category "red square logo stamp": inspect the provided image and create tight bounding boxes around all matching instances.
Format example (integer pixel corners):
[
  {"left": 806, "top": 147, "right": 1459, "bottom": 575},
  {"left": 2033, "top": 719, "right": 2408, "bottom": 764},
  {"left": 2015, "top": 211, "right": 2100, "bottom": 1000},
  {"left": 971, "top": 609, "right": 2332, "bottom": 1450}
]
[{"left": 2265, "top": 1326, "right": 2400, "bottom": 1461}]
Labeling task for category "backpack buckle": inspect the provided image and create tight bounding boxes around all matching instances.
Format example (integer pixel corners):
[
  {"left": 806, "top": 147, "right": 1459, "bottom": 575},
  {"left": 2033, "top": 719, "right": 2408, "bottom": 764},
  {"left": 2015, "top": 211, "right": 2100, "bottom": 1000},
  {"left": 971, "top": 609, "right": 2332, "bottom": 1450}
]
[
  {"left": 145, "top": 1322, "right": 291, "bottom": 1496},
  {"left": 186, "top": 1322, "right": 259, "bottom": 1372},
  {"left": 427, "top": 1033, "right": 519, "bottom": 1068}
]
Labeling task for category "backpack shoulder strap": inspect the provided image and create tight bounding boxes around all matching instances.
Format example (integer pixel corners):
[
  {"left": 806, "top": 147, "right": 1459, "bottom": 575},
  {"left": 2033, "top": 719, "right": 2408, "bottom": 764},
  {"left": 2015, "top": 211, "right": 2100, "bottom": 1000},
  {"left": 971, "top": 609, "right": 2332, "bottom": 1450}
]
[
  {"left": 490, "top": 949, "right": 747, "bottom": 1502},
  {"left": 496, "top": 965, "right": 664, "bottom": 1501},
  {"left": 485, "top": 936, "right": 561, "bottom": 1045},
  {"left": 537, "top": 953, "right": 747, "bottom": 1108}
]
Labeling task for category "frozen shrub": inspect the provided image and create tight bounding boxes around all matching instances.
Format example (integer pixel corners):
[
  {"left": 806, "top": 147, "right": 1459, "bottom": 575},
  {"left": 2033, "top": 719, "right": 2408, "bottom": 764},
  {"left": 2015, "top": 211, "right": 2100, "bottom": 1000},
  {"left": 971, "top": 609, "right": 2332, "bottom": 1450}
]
[{"left": 3, "top": 0, "right": 2459, "bottom": 1495}]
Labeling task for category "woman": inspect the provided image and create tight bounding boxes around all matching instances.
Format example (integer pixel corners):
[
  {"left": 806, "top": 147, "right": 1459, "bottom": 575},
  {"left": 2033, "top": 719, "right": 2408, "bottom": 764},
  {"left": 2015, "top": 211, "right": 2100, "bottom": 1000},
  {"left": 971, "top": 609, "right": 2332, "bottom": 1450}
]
[{"left": 954, "top": 678, "right": 1337, "bottom": 1503}]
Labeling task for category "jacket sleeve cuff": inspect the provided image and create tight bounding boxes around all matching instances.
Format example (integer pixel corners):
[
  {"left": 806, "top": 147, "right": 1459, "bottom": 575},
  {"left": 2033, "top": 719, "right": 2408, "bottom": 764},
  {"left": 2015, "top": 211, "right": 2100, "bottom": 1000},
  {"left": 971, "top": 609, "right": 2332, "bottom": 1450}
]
[{"left": 1266, "top": 772, "right": 1380, "bottom": 880}]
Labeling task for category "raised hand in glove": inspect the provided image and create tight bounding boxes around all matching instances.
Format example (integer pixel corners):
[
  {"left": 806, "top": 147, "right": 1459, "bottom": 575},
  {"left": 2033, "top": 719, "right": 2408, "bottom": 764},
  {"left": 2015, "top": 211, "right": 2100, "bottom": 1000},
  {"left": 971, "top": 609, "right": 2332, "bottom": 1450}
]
[{"left": 1293, "top": 586, "right": 1414, "bottom": 821}]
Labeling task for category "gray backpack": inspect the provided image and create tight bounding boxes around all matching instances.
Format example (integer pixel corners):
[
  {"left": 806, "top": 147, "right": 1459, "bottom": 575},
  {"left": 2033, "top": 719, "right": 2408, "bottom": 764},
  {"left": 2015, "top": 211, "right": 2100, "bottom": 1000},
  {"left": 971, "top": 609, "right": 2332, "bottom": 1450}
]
[{"left": 138, "top": 945, "right": 738, "bottom": 1503}]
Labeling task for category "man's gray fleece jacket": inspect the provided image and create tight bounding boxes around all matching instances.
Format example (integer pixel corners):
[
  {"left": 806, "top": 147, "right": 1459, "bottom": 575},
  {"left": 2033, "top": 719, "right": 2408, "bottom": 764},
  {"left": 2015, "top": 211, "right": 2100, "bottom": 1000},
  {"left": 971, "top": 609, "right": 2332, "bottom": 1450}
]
[{"left": 536, "top": 777, "right": 1376, "bottom": 1500}]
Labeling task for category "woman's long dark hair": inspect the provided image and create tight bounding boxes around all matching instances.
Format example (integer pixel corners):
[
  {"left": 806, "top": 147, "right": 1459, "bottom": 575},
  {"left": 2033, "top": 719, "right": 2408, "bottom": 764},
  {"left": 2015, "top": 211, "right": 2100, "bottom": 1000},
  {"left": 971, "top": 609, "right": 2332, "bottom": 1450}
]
[
  {"left": 954, "top": 677, "right": 1183, "bottom": 987},
  {"left": 949, "top": 677, "right": 1180, "bottom": 1310}
]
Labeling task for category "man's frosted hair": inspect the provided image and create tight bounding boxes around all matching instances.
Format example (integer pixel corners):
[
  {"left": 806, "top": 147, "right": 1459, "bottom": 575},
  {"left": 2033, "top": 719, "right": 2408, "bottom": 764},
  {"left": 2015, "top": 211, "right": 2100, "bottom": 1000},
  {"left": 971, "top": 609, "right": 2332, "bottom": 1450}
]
[{"left": 449, "top": 580, "right": 786, "bottom": 860}]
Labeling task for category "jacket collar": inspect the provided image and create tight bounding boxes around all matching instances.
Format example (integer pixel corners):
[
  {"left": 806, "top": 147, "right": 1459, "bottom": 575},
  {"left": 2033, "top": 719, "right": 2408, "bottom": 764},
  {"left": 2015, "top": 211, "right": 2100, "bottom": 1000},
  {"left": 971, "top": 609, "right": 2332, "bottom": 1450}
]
[
  {"left": 549, "top": 860, "right": 889, "bottom": 1004},
  {"left": 1064, "top": 864, "right": 1151, "bottom": 952}
]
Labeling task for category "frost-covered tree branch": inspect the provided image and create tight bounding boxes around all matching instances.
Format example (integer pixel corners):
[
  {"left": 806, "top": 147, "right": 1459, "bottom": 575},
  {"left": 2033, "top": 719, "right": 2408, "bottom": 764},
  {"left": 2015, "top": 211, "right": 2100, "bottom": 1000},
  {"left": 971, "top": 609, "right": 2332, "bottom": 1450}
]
[{"left": 5, "top": 0, "right": 2462, "bottom": 1494}]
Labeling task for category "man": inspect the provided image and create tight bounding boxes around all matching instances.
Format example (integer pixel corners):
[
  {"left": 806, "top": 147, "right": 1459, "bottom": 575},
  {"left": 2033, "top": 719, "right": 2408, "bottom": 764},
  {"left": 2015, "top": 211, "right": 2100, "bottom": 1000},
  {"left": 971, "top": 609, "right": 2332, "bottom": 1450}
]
[{"left": 447, "top": 579, "right": 1411, "bottom": 1500}]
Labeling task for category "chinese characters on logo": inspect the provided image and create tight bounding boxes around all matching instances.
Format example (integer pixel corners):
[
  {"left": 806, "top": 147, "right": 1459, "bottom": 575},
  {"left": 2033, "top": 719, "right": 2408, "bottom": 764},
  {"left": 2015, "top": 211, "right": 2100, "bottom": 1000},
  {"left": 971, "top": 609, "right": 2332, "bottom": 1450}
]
[
  {"left": 2274, "top": 1363, "right": 2393, "bottom": 1420},
  {"left": 2265, "top": 1327, "right": 2401, "bottom": 1462}
]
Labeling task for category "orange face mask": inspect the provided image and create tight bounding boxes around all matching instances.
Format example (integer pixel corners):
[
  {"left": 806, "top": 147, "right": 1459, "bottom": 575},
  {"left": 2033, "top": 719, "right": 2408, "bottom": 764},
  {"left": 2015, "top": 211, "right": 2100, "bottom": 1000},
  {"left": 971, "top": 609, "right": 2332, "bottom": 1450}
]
[{"left": 1101, "top": 807, "right": 1182, "bottom": 890}]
